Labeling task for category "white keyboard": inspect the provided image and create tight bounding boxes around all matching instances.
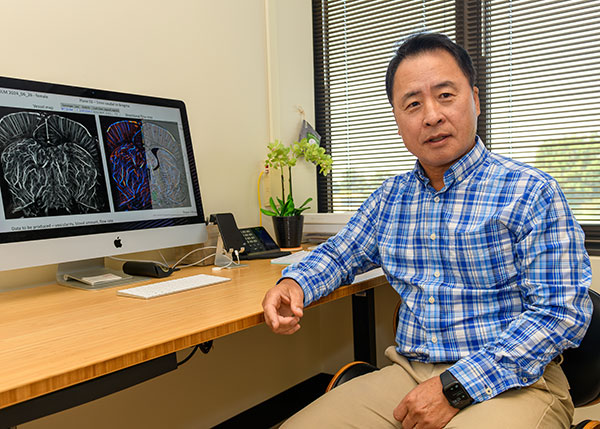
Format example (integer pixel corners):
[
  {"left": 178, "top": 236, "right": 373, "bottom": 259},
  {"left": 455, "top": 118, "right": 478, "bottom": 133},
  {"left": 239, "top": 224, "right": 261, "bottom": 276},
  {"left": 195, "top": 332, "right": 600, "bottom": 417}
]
[{"left": 117, "top": 274, "right": 231, "bottom": 299}]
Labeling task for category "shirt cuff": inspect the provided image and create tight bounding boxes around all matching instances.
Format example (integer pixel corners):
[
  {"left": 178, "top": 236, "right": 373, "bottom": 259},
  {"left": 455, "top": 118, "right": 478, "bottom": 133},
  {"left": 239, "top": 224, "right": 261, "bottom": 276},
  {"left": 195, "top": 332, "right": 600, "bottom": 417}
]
[
  {"left": 279, "top": 270, "right": 319, "bottom": 306},
  {"left": 448, "top": 354, "right": 530, "bottom": 403}
]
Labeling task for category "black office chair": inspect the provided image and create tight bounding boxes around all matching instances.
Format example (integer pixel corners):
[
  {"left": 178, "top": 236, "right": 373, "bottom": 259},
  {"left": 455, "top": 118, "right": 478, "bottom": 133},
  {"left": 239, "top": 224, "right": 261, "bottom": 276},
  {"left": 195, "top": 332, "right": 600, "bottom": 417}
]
[{"left": 327, "top": 290, "right": 600, "bottom": 429}]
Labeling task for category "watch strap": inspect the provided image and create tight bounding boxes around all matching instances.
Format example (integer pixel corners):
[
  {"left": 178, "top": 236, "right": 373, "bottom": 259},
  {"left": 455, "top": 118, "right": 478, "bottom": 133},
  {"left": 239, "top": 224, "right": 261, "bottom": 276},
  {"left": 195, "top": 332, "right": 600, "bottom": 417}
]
[{"left": 440, "top": 370, "right": 473, "bottom": 410}]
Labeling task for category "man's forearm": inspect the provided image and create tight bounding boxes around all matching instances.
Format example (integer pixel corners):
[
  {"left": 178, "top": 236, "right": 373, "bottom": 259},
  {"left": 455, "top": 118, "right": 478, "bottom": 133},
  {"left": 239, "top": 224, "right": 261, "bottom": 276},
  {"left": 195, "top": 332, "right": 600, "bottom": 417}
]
[{"left": 448, "top": 296, "right": 591, "bottom": 403}]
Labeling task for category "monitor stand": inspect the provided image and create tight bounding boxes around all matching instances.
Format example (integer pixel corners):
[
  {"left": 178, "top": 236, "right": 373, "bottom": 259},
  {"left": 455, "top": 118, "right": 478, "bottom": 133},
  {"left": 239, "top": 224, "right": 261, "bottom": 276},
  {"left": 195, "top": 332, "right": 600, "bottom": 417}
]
[{"left": 56, "top": 258, "right": 141, "bottom": 290}]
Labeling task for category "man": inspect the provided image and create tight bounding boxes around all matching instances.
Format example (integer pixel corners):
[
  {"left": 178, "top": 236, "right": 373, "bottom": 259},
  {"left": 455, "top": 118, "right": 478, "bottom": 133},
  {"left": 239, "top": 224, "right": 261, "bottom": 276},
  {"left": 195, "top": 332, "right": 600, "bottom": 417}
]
[{"left": 262, "top": 33, "right": 592, "bottom": 428}]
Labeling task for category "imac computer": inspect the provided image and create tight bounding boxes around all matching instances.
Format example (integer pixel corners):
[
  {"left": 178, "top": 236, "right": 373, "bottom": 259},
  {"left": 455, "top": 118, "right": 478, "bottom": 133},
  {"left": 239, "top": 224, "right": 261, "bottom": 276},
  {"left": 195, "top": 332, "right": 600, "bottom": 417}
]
[{"left": 0, "top": 76, "right": 207, "bottom": 288}]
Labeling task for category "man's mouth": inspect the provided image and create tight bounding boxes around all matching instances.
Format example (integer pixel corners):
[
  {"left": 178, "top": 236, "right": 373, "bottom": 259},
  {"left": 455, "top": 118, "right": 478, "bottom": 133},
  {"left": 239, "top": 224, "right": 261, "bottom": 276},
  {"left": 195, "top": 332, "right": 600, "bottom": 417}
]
[{"left": 426, "top": 134, "right": 450, "bottom": 143}]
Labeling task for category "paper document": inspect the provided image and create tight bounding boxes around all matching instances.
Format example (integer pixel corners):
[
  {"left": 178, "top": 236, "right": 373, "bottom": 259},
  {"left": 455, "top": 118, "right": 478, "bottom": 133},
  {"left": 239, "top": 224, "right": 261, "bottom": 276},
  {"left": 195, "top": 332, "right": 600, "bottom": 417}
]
[
  {"left": 351, "top": 267, "right": 384, "bottom": 284},
  {"left": 270, "top": 250, "right": 310, "bottom": 265},
  {"left": 270, "top": 250, "right": 384, "bottom": 284}
]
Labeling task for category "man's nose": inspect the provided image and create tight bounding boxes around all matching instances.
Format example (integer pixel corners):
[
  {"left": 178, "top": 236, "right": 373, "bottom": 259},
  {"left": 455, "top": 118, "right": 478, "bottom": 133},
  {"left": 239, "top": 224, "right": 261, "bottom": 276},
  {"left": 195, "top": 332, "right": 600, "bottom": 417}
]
[{"left": 423, "top": 102, "right": 444, "bottom": 126}]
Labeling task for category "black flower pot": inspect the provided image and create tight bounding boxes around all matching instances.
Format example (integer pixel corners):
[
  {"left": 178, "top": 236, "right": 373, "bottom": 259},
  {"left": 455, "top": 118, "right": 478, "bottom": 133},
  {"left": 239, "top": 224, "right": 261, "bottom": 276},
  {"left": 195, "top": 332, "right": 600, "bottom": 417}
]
[{"left": 272, "top": 215, "right": 304, "bottom": 249}]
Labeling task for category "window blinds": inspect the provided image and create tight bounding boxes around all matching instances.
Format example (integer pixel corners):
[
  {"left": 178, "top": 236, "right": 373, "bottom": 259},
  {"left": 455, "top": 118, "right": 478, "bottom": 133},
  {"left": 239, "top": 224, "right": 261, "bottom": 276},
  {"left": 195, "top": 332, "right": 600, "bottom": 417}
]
[
  {"left": 313, "top": 0, "right": 600, "bottom": 248},
  {"left": 313, "top": 0, "right": 455, "bottom": 212},
  {"left": 481, "top": 0, "right": 600, "bottom": 224}
]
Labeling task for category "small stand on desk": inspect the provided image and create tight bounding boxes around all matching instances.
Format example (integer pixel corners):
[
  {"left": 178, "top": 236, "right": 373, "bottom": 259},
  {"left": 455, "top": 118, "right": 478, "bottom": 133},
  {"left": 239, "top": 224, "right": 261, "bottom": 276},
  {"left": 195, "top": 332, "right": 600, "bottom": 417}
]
[
  {"left": 214, "top": 234, "right": 247, "bottom": 269},
  {"left": 210, "top": 213, "right": 247, "bottom": 269}
]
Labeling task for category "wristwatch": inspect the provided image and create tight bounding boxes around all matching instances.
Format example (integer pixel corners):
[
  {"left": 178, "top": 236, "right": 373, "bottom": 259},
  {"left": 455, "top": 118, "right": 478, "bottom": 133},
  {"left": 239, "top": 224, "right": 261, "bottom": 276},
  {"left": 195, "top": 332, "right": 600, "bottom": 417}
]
[{"left": 440, "top": 370, "right": 474, "bottom": 410}]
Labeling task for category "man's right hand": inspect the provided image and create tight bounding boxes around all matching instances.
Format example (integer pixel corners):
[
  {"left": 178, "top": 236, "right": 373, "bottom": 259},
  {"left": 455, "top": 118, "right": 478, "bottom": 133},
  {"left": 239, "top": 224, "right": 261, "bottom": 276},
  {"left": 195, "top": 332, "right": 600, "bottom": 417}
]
[{"left": 262, "top": 278, "right": 305, "bottom": 335}]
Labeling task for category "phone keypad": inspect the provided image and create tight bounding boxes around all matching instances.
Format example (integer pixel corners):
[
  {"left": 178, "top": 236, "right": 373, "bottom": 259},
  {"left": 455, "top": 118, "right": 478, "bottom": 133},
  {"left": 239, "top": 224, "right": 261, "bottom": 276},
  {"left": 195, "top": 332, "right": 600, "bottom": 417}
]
[{"left": 241, "top": 229, "right": 266, "bottom": 253}]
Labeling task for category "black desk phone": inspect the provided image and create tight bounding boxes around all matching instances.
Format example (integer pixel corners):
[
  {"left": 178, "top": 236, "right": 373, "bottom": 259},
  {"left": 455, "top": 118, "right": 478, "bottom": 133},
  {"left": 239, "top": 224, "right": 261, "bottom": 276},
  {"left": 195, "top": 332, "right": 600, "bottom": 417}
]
[{"left": 210, "top": 213, "right": 291, "bottom": 260}]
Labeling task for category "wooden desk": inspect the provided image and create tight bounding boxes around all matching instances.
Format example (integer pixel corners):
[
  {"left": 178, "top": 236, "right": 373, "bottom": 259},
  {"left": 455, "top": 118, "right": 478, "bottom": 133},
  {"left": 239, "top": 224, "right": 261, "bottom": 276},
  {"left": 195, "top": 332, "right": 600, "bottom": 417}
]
[{"left": 0, "top": 258, "right": 387, "bottom": 417}]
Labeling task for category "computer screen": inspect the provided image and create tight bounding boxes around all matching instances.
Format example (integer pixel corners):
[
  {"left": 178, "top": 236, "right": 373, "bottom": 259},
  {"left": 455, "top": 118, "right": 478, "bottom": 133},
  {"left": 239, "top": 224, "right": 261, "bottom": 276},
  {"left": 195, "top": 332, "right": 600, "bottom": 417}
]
[{"left": 0, "top": 76, "right": 207, "bottom": 281}]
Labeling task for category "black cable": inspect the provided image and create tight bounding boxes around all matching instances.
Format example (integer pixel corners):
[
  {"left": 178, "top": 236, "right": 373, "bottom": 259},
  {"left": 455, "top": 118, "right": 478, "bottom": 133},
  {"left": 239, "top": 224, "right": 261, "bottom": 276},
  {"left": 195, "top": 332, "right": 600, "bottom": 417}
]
[
  {"left": 199, "top": 341, "right": 214, "bottom": 354},
  {"left": 176, "top": 340, "right": 214, "bottom": 367},
  {"left": 177, "top": 345, "right": 199, "bottom": 367}
]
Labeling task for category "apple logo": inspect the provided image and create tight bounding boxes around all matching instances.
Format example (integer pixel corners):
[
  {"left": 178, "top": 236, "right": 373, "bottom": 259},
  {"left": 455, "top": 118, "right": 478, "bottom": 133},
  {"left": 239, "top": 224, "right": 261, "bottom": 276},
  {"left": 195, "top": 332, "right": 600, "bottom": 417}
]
[{"left": 114, "top": 236, "right": 123, "bottom": 248}]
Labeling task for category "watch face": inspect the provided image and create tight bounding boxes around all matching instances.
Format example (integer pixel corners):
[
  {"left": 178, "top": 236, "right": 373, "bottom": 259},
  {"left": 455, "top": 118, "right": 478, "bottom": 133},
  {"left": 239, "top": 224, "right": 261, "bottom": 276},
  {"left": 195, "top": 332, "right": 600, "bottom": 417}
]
[
  {"left": 441, "top": 371, "right": 473, "bottom": 409},
  {"left": 447, "top": 383, "right": 470, "bottom": 406}
]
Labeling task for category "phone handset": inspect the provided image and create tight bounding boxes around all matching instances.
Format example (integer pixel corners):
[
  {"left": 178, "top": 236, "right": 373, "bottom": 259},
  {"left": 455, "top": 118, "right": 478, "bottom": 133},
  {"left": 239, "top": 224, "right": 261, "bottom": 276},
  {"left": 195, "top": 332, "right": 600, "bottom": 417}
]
[{"left": 209, "top": 213, "right": 291, "bottom": 263}]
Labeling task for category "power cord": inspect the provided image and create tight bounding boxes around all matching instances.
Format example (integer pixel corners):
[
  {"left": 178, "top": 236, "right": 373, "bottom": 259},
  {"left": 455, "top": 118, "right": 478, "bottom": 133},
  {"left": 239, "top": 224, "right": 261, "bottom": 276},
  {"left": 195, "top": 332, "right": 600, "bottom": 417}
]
[
  {"left": 109, "top": 246, "right": 219, "bottom": 271},
  {"left": 211, "top": 249, "right": 243, "bottom": 271},
  {"left": 257, "top": 165, "right": 269, "bottom": 226},
  {"left": 177, "top": 340, "right": 214, "bottom": 367},
  {"left": 110, "top": 245, "right": 243, "bottom": 274},
  {"left": 172, "top": 246, "right": 218, "bottom": 269}
]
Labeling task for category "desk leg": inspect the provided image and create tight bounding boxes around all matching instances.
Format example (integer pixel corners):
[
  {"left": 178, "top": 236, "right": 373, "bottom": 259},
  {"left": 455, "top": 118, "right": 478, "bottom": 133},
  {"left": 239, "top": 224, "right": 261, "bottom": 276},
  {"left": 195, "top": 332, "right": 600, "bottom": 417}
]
[
  {"left": 352, "top": 289, "right": 376, "bottom": 365},
  {"left": 215, "top": 288, "right": 378, "bottom": 427}
]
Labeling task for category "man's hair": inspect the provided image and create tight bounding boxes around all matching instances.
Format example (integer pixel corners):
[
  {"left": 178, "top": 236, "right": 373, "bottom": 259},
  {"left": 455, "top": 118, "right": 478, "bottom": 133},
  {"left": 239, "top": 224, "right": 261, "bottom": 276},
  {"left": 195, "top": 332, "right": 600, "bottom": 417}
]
[{"left": 385, "top": 32, "right": 476, "bottom": 106}]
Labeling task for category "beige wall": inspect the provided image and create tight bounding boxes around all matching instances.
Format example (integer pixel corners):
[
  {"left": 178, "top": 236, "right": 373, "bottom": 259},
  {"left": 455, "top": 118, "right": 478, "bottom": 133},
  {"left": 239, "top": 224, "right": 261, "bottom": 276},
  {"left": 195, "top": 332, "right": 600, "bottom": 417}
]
[
  {"left": 3, "top": 0, "right": 343, "bottom": 427},
  {"left": 2, "top": 0, "right": 599, "bottom": 426},
  {"left": 0, "top": 0, "right": 316, "bottom": 288}
]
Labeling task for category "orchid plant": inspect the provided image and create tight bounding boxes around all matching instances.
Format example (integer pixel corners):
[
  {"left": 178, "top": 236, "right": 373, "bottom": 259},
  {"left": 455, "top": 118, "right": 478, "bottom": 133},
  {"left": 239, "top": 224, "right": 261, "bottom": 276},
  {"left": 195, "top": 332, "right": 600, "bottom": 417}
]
[{"left": 260, "top": 138, "right": 332, "bottom": 217}]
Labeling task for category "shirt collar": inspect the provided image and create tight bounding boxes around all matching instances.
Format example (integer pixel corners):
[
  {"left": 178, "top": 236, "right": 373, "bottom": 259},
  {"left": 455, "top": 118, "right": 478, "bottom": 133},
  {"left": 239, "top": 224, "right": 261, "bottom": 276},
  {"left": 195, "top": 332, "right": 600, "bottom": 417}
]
[{"left": 413, "top": 136, "right": 488, "bottom": 191}]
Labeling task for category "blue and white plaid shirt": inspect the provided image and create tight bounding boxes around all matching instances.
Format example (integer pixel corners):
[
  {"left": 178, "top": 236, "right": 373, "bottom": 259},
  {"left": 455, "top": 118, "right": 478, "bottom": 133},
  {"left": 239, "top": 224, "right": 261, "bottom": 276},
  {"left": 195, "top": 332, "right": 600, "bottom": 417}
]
[{"left": 282, "top": 137, "right": 592, "bottom": 403}]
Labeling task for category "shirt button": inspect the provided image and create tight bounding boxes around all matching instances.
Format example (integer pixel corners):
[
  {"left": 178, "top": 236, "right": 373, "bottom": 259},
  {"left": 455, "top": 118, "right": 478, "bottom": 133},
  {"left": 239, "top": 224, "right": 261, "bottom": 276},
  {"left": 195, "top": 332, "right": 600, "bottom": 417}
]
[
  {"left": 428, "top": 296, "right": 435, "bottom": 303},
  {"left": 431, "top": 335, "right": 438, "bottom": 343},
  {"left": 522, "top": 377, "right": 528, "bottom": 383},
  {"left": 434, "top": 196, "right": 440, "bottom": 203},
  {"left": 485, "top": 387, "right": 493, "bottom": 396},
  {"left": 430, "top": 233, "right": 436, "bottom": 240},
  {"left": 434, "top": 271, "right": 440, "bottom": 278}
]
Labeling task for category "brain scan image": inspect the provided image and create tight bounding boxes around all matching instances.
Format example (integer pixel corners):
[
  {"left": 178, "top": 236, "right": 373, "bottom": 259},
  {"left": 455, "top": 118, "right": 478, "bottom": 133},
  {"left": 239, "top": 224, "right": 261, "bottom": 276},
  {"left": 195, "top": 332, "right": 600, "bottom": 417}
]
[
  {"left": 0, "top": 111, "right": 109, "bottom": 218},
  {"left": 102, "top": 118, "right": 190, "bottom": 211}
]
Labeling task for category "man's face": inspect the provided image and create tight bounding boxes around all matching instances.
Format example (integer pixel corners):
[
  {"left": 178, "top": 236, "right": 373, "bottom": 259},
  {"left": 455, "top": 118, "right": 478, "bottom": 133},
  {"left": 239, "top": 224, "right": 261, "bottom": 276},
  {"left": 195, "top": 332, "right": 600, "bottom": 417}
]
[{"left": 391, "top": 49, "right": 480, "bottom": 180}]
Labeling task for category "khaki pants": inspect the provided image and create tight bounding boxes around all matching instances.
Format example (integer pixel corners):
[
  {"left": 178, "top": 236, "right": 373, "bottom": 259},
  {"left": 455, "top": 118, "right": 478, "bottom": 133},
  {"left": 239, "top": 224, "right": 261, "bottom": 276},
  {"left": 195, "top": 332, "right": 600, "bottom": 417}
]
[{"left": 282, "top": 346, "right": 573, "bottom": 429}]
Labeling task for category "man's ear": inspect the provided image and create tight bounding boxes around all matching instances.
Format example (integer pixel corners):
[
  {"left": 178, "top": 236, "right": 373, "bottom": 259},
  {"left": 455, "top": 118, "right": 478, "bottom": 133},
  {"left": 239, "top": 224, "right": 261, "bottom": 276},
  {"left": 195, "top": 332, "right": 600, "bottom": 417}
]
[
  {"left": 472, "top": 86, "right": 481, "bottom": 116},
  {"left": 392, "top": 107, "right": 403, "bottom": 136}
]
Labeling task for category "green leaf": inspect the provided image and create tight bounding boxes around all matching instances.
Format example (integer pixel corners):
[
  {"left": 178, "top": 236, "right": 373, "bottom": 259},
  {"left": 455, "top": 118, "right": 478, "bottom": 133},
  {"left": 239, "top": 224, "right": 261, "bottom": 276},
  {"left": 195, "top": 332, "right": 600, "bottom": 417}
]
[
  {"left": 296, "top": 197, "right": 312, "bottom": 210},
  {"left": 281, "top": 197, "right": 295, "bottom": 216},
  {"left": 269, "top": 197, "right": 282, "bottom": 216},
  {"left": 260, "top": 208, "right": 278, "bottom": 217}
]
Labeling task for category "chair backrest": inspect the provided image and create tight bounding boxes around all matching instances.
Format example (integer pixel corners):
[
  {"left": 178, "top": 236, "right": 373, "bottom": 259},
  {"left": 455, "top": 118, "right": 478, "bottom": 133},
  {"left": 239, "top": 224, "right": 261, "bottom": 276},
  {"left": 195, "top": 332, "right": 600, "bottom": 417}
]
[{"left": 561, "top": 289, "right": 600, "bottom": 408}]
